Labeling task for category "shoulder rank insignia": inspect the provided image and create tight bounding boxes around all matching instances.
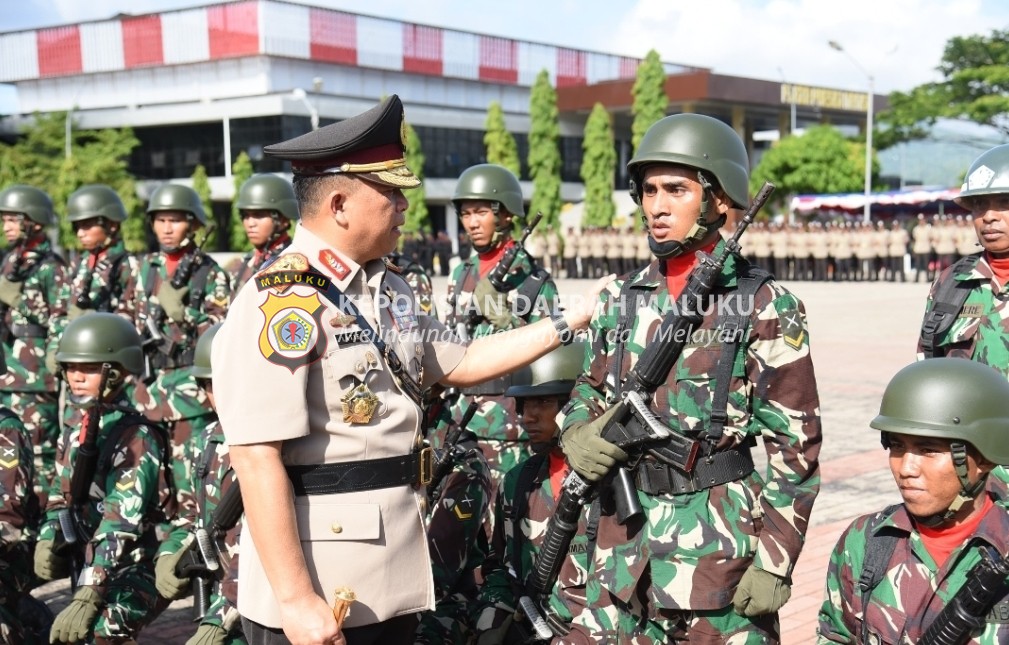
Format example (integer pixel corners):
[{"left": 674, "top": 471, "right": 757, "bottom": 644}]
[
  {"left": 256, "top": 253, "right": 332, "bottom": 294},
  {"left": 258, "top": 291, "right": 328, "bottom": 372},
  {"left": 0, "top": 445, "right": 17, "bottom": 469},
  {"left": 115, "top": 468, "right": 138, "bottom": 492},
  {"left": 779, "top": 307, "right": 806, "bottom": 350},
  {"left": 319, "top": 250, "right": 351, "bottom": 281}
]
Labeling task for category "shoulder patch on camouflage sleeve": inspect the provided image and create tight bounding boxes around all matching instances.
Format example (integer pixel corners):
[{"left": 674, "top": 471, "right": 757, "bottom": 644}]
[
  {"left": 779, "top": 306, "right": 806, "bottom": 350},
  {"left": 0, "top": 444, "right": 17, "bottom": 469}
]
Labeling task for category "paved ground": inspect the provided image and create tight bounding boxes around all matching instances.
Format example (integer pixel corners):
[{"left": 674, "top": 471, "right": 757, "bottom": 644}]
[{"left": 33, "top": 275, "right": 933, "bottom": 644}]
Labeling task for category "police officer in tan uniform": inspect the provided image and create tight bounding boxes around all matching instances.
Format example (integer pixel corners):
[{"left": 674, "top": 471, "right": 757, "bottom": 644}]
[
  {"left": 562, "top": 227, "right": 578, "bottom": 279},
  {"left": 576, "top": 228, "right": 592, "bottom": 279},
  {"left": 213, "top": 95, "right": 603, "bottom": 645},
  {"left": 545, "top": 226, "right": 561, "bottom": 275},
  {"left": 887, "top": 220, "right": 909, "bottom": 282}
]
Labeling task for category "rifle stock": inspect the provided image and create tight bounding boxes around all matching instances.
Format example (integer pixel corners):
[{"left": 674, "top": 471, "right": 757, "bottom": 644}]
[
  {"left": 426, "top": 403, "right": 479, "bottom": 501},
  {"left": 528, "top": 181, "right": 775, "bottom": 612},
  {"left": 919, "top": 544, "right": 1009, "bottom": 645}
]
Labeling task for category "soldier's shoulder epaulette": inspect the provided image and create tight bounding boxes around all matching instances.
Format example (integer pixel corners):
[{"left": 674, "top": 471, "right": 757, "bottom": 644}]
[{"left": 255, "top": 252, "right": 309, "bottom": 277}]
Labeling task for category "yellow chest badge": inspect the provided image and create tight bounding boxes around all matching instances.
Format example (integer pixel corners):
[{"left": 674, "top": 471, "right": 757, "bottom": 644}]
[
  {"left": 342, "top": 383, "right": 380, "bottom": 424},
  {"left": 259, "top": 291, "right": 329, "bottom": 372}
]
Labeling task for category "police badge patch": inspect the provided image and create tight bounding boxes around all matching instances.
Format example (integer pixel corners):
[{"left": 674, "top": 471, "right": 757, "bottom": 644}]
[{"left": 258, "top": 291, "right": 329, "bottom": 372}]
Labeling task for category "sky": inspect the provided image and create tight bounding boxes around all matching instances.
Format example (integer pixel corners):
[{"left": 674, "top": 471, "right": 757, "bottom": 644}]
[{"left": 4, "top": 0, "right": 1009, "bottom": 98}]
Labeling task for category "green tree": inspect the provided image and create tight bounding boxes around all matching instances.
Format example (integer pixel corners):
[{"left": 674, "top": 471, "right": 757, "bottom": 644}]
[
  {"left": 877, "top": 29, "right": 1009, "bottom": 146},
  {"left": 528, "top": 70, "right": 562, "bottom": 228},
  {"left": 484, "top": 101, "right": 521, "bottom": 177},
  {"left": 631, "top": 50, "right": 669, "bottom": 154},
  {"left": 750, "top": 125, "right": 877, "bottom": 209},
  {"left": 403, "top": 121, "right": 429, "bottom": 233},
  {"left": 581, "top": 103, "right": 617, "bottom": 228},
  {"left": 0, "top": 111, "right": 144, "bottom": 251},
  {"left": 230, "top": 151, "right": 254, "bottom": 252},
  {"left": 191, "top": 164, "right": 215, "bottom": 248}
]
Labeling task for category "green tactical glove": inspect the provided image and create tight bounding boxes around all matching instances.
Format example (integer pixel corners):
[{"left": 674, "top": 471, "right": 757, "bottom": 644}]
[
  {"left": 186, "top": 623, "right": 229, "bottom": 645},
  {"left": 158, "top": 283, "right": 190, "bottom": 323},
  {"left": 45, "top": 350, "right": 58, "bottom": 375},
  {"left": 50, "top": 585, "right": 103, "bottom": 644},
  {"left": 155, "top": 546, "right": 192, "bottom": 600},
  {"left": 67, "top": 303, "right": 87, "bottom": 321},
  {"left": 560, "top": 405, "right": 629, "bottom": 482},
  {"left": 476, "top": 614, "right": 514, "bottom": 645},
  {"left": 0, "top": 276, "right": 23, "bottom": 308},
  {"left": 731, "top": 565, "right": 792, "bottom": 617},
  {"left": 33, "top": 538, "right": 70, "bottom": 582},
  {"left": 472, "top": 277, "right": 512, "bottom": 329}
]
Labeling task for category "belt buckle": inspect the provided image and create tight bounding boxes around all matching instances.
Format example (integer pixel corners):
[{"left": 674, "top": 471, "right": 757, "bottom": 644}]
[{"left": 418, "top": 446, "right": 434, "bottom": 486}]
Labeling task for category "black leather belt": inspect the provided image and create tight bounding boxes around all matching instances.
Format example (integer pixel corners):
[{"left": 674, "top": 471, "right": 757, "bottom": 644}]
[
  {"left": 634, "top": 444, "right": 754, "bottom": 495},
  {"left": 286, "top": 447, "right": 433, "bottom": 496}
]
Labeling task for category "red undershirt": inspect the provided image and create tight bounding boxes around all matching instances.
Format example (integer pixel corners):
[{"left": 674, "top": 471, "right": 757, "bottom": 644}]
[
  {"left": 664, "top": 241, "right": 717, "bottom": 298},
  {"left": 986, "top": 252, "right": 1009, "bottom": 289},
  {"left": 477, "top": 240, "right": 514, "bottom": 278},
  {"left": 548, "top": 450, "right": 568, "bottom": 502},
  {"left": 917, "top": 495, "right": 993, "bottom": 568},
  {"left": 165, "top": 249, "right": 186, "bottom": 277}
]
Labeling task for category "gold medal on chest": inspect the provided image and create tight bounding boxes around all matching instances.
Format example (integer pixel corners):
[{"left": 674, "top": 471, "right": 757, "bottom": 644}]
[{"left": 342, "top": 382, "right": 380, "bottom": 424}]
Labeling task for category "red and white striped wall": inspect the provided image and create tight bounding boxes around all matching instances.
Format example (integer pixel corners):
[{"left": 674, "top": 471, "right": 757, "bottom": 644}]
[{"left": 0, "top": 0, "right": 650, "bottom": 87}]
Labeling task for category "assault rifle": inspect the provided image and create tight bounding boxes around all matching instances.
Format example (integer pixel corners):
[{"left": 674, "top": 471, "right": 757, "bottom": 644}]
[
  {"left": 55, "top": 363, "right": 111, "bottom": 589},
  {"left": 526, "top": 182, "right": 776, "bottom": 614},
  {"left": 919, "top": 544, "right": 1009, "bottom": 645},
  {"left": 458, "top": 212, "right": 544, "bottom": 331},
  {"left": 426, "top": 402, "right": 479, "bottom": 503},
  {"left": 174, "top": 478, "right": 244, "bottom": 622}
]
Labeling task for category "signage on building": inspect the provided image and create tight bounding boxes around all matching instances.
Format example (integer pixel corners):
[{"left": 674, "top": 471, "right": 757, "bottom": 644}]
[{"left": 781, "top": 83, "right": 868, "bottom": 112}]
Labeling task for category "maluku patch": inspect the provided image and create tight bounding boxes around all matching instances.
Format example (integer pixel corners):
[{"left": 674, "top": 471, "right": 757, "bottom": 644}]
[
  {"left": 258, "top": 291, "right": 329, "bottom": 372},
  {"left": 779, "top": 306, "right": 806, "bottom": 350}
]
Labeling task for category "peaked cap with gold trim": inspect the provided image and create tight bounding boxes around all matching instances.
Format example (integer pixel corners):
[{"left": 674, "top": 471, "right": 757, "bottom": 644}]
[{"left": 264, "top": 94, "right": 420, "bottom": 189}]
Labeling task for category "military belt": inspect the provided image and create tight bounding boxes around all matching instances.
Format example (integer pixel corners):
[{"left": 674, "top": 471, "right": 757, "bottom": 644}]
[
  {"left": 11, "top": 322, "right": 46, "bottom": 338},
  {"left": 461, "top": 374, "right": 510, "bottom": 396},
  {"left": 633, "top": 444, "right": 754, "bottom": 495},
  {"left": 286, "top": 447, "right": 434, "bottom": 496}
]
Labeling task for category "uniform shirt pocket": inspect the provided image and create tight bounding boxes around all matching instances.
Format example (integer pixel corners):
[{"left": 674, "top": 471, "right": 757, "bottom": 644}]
[{"left": 295, "top": 500, "right": 381, "bottom": 542}]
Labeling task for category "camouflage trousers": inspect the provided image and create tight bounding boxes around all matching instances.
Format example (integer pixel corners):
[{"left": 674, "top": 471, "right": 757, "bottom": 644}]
[
  {"left": 86, "top": 561, "right": 170, "bottom": 640},
  {"left": 415, "top": 597, "right": 472, "bottom": 645},
  {"left": 561, "top": 587, "right": 779, "bottom": 644},
  {"left": 0, "top": 542, "right": 42, "bottom": 644},
  {"left": 0, "top": 391, "right": 57, "bottom": 514},
  {"left": 162, "top": 414, "right": 215, "bottom": 525}
]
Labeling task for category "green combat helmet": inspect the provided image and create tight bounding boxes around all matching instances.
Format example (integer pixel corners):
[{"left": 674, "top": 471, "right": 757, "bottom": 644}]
[
  {"left": 453, "top": 164, "right": 524, "bottom": 251},
  {"left": 506, "top": 340, "right": 585, "bottom": 400},
  {"left": 0, "top": 184, "right": 56, "bottom": 226},
  {"left": 67, "top": 185, "right": 128, "bottom": 223},
  {"left": 56, "top": 312, "right": 145, "bottom": 376},
  {"left": 627, "top": 113, "right": 749, "bottom": 258},
  {"left": 191, "top": 322, "right": 223, "bottom": 380},
  {"left": 870, "top": 357, "right": 1009, "bottom": 525},
  {"left": 147, "top": 183, "right": 208, "bottom": 227},
  {"left": 955, "top": 143, "right": 1009, "bottom": 206},
  {"left": 236, "top": 174, "right": 300, "bottom": 223}
]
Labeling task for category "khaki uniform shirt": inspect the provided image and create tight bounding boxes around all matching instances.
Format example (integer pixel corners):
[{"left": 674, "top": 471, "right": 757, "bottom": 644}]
[
  {"left": 213, "top": 224, "right": 467, "bottom": 628},
  {"left": 911, "top": 224, "right": 933, "bottom": 254},
  {"left": 888, "top": 228, "right": 909, "bottom": 258},
  {"left": 636, "top": 234, "right": 652, "bottom": 261},
  {"left": 576, "top": 234, "right": 592, "bottom": 258},
  {"left": 589, "top": 234, "right": 606, "bottom": 258},
  {"left": 562, "top": 233, "right": 578, "bottom": 259}
]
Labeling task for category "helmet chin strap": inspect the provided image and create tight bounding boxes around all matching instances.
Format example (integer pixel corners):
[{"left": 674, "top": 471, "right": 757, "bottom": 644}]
[
  {"left": 914, "top": 441, "right": 988, "bottom": 528},
  {"left": 645, "top": 171, "right": 726, "bottom": 259}
]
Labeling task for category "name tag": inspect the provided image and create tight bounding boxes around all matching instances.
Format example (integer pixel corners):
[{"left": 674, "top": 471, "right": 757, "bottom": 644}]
[
  {"left": 987, "top": 599, "right": 1009, "bottom": 624},
  {"left": 960, "top": 304, "right": 984, "bottom": 318}
]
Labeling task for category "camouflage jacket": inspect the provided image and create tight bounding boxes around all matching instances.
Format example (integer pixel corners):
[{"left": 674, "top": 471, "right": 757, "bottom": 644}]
[
  {"left": 48, "top": 240, "right": 139, "bottom": 352},
  {"left": 0, "top": 238, "right": 67, "bottom": 393},
  {"left": 417, "top": 436, "right": 492, "bottom": 644},
  {"left": 558, "top": 246, "right": 822, "bottom": 611},
  {"left": 40, "top": 397, "right": 175, "bottom": 589},
  {"left": 0, "top": 409, "right": 35, "bottom": 548},
  {"left": 160, "top": 418, "right": 241, "bottom": 631},
  {"left": 476, "top": 450, "right": 591, "bottom": 633},
  {"left": 816, "top": 495, "right": 1009, "bottom": 644},
  {"left": 386, "top": 253, "right": 436, "bottom": 317},
  {"left": 230, "top": 233, "right": 291, "bottom": 295},
  {"left": 444, "top": 241, "right": 558, "bottom": 337},
  {"left": 119, "top": 246, "right": 230, "bottom": 421},
  {"left": 917, "top": 253, "right": 1009, "bottom": 372}
]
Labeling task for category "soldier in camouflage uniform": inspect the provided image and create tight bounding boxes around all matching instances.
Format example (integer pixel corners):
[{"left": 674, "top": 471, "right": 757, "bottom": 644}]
[
  {"left": 34, "top": 313, "right": 176, "bottom": 643},
  {"left": 119, "top": 183, "right": 230, "bottom": 524},
  {"left": 0, "top": 345, "right": 42, "bottom": 644},
  {"left": 475, "top": 342, "right": 589, "bottom": 645},
  {"left": 557, "top": 114, "right": 822, "bottom": 643},
  {"left": 416, "top": 403, "right": 493, "bottom": 644},
  {"left": 229, "top": 173, "right": 298, "bottom": 293},
  {"left": 155, "top": 323, "right": 245, "bottom": 645},
  {"left": 387, "top": 250, "right": 437, "bottom": 317},
  {"left": 444, "top": 164, "right": 560, "bottom": 484},
  {"left": 817, "top": 358, "right": 1009, "bottom": 644},
  {"left": 0, "top": 185, "right": 68, "bottom": 512}
]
